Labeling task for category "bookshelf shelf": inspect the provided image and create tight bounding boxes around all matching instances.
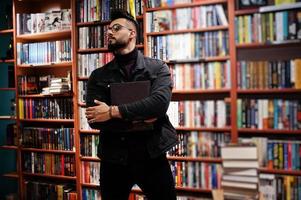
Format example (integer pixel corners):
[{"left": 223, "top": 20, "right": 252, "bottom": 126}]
[
  {"left": 0, "top": 29, "right": 14, "bottom": 34},
  {"left": 165, "top": 56, "right": 230, "bottom": 63},
  {"left": 259, "top": 168, "right": 301, "bottom": 176},
  {"left": 234, "top": 8, "right": 258, "bottom": 15},
  {"left": 0, "top": 88, "right": 15, "bottom": 91},
  {"left": 81, "top": 183, "right": 99, "bottom": 188},
  {"left": 16, "top": 30, "right": 71, "bottom": 42},
  {"left": 2, "top": 172, "right": 19, "bottom": 179},
  {"left": 146, "top": 26, "right": 228, "bottom": 36},
  {"left": 20, "top": 119, "right": 74, "bottom": 123},
  {"left": 22, "top": 172, "right": 77, "bottom": 180},
  {"left": 0, "top": 145, "right": 18, "bottom": 150},
  {"left": 77, "top": 48, "right": 109, "bottom": 53},
  {"left": 176, "top": 127, "right": 231, "bottom": 132},
  {"left": 80, "top": 156, "right": 100, "bottom": 162},
  {"left": 146, "top": 0, "right": 227, "bottom": 11},
  {"left": 238, "top": 128, "right": 301, "bottom": 135},
  {"left": 18, "top": 93, "right": 73, "bottom": 98},
  {"left": 21, "top": 148, "right": 75, "bottom": 154},
  {"left": 172, "top": 89, "right": 230, "bottom": 95},
  {"left": 0, "top": 59, "right": 14, "bottom": 63},
  {"left": 17, "top": 62, "right": 72, "bottom": 68},
  {"left": 76, "top": 15, "right": 143, "bottom": 27},
  {"left": 0, "top": 116, "right": 16, "bottom": 120},
  {"left": 168, "top": 156, "right": 222, "bottom": 163},
  {"left": 236, "top": 41, "right": 301, "bottom": 49},
  {"left": 175, "top": 186, "right": 212, "bottom": 193},
  {"left": 79, "top": 130, "right": 99, "bottom": 134},
  {"left": 237, "top": 89, "right": 301, "bottom": 94}
]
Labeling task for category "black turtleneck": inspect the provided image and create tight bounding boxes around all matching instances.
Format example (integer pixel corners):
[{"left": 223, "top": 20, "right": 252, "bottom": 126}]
[{"left": 114, "top": 48, "right": 138, "bottom": 80}]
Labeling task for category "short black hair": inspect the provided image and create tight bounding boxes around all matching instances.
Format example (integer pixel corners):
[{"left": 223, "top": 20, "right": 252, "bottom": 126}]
[{"left": 110, "top": 10, "right": 138, "bottom": 31}]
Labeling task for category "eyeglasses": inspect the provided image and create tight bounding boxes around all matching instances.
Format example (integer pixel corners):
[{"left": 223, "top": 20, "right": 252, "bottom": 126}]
[{"left": 108, "top": 24, "right": 132, "bottom": 33}]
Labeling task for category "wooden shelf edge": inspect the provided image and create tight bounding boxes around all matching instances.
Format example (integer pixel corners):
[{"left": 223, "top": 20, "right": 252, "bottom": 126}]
[
  {"left": 146, "top": 26, "right": 228, "bottom": 36},
  {"left": 0, "top": 29, "right": 14, "bottom": 34},
  {"left": 176, "top": 127, "right": 231, "bottom": 132},
  {"left": 80, "top": 156, "right": 100, "bottom": 161},
  {"left": 17, "top": 62, "right": 72, "bottom": 68},
  {"left": 79, "top": 129, "right": 99, "bottom": 134},
  {"left": 81, "top": 183, "right": 99, "bottom": 188},
  {"left": 0, "top": 145, "right": 18, "bottom": 150},
  {"left": 173, "top": 89, "right": 230, "bottom": 94},
  {"left": 0, "top": 59, "right": 14, "bottom": 63},
  {"left": 238, "top": 128, "right": 301, "bottom": 134},
  {"left": 237, "top": 89, "right": 301, "bottom": 94},
  {"left": 0, "top": 116, "right": 16, "bottom": 120},
  {"left": 23, "top": 172, "right": 76, "bottom": 180},
  {"left": 146, "top": 0, "right": 227, "bottom": 11},
  {"left": 175, "top": 186, "right": 212, "bottom": 193},
  {"left": 2, "top": 172, "right": 19, "bottom": 179},
  {"left": 168, "top": 156, "right": 222, "bottom": 163},
  {"left": 234, "top": 8, "right": 259, "bottom": 15},
  {"left": 21, "top": 148, "right": 75, "bottom": 154},
  {"left": 16, "top": 30, "right": 71, "bottom": 41},
  {"left": 20, "top": 119, "right": 74, "bottom": 123},
  {"left": 18, "top": 93, "right": 73, "bottom": 98},
  {"left": 236, "top": 40, "right": 301, "bottom": 48},
  {"left": 259, "top": 168, "right": 301, "bottom": 176}
]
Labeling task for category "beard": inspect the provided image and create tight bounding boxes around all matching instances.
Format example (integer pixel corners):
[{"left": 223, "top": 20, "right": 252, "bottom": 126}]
[{"left": 108, "top": 38, "right": 128, "bottom": 52}]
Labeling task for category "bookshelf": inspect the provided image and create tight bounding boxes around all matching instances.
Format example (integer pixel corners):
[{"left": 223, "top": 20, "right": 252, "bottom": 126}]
[
  {"left": 0, "top": 0, "right": 19, "bottom": 199},
  {"left": 234, "top": 1, "right": 301, "bottom": 199},
  {"left": 1, "top": 0, "right": 299, "bottom": 199}
]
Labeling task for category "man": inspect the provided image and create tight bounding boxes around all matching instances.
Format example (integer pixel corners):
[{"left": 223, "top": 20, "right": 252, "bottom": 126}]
[{"left": 85, "top": 10, "right": 178, "bottom": 200}]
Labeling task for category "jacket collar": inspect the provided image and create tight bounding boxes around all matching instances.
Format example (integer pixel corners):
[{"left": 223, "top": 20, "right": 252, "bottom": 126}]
[{"left": 108, "top": 50, "right": 145, "bottom": 72}]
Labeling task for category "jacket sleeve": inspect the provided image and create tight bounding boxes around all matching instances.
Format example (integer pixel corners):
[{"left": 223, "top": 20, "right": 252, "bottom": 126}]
[
  {"left": 86, "top": 70, "right": 114, "bottom": 130},
  {"left": 118, "top": 62, "right": 173, "bottom": 121}
]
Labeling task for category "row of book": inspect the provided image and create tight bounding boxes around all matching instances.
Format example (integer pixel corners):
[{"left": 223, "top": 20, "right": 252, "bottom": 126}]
[
  {"left": 167, "top": 131, "right": 230, "bottom": 158},
  {"left": 240, "top": 137, "right": 301, "bottom": 170},
  {"left": 79, "top": 107, "right": 93, "bottom": 130},
  {"left": 23, "top": 153, "right": 76, "bottom": 176},
  {"left": 170, "top": 61, "right": 231, "bottom": 90},
  {"left": 24, "top": 181, "right": 77, "bottom": 200},
  {"left": 78, "top": 81, "right": 88, "bottom": 104},
  {"left": 259, "top": 174, "right": 301, "bottom": 200},
  {"left": 145, "top": 0, "right": 192, "bottom": 8},
  {"left": 78, "top": 26, "right": 108, "bottom": 49},
  {"left": 133, "top": 194, "right": 211, "bottom": 200},
  {"left": 235, "top": 10, "right": 301, "bottom": 44},
  {"left": 16, "top": 9, "right": 71, "bottom": 35},
  {"left": 18, "top": 98, "right": 74, "bottom": 119},
  {"left": 170, "top": 161, "right": 222, "bottom": 189},
  {"left": 6, "top": 123, "right": 18, "bottom": 146},
  {"left": 167, "top": 100, "right": 231, "bottom": 128},
  {"left": 18, "top": 75, "right": 71, "bottom": 95},
  {"left": 237, "top": 99, "right": 301, "bottom": 130},
  {"left": 81, "top": 161, "right": 100, "bottom": 184},
  {"left": 147, "top": 31, "right": 229, "bottom": 61},
  {"left": 17, "top": 40, "right": 72, "bottom": 65},
  {"left": 145, "top": 4, "right": 228, "bottom": 32},
  {"left": 82, "top": 188, "right": 101, "bottom": 200},
  {"left": 77, "top": 53, "right": 113, "bottom": 77},
  {"left": 77, "top": 0, "right": 144, "bottom": 22},
  {"left": 237, "top": 59, "right": 301, "bottom": 89},
  {"left": 22, "top": 127, "right": 74, "bottom": 151},
  {"left": 80, "top": 135, "right": 99, "bottom": 157}
]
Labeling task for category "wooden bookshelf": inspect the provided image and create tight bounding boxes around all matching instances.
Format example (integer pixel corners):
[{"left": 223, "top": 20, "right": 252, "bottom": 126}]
[
  {"left": 0, "top": 88, "right": 15, "bottom": 91},
  {"left": 0, "top": 145, "right": 18, "bottom": 150},
  {"left": 19, "top": 119, "right": 74, "bottom": 123},
  {"left": 2, "top": 172, "right": 19, "bottom": 179},
  {"left": 175, "top": 127, "right": 231, "bottom": 132},
  {"left": 237, "top": 89, "right": 301, "bottom": 94},
  {"left": 16, "top": 30, "right": 71, "bottom": 42},
  {"left": 80, "top": 156, "right": 100, "bottom": 162},
  {"left": 146, "top": 26, "right": 228, "bottom": 36},
  {"left": 0, "top": 116, "right": 16, "bottom": 120},
  {"left": 0, "top": 59, "right": 14, "bottom": 63},
  {"left": 22, "top": 172, "right": 77, "bottom": 180},
  {"left": 79, "top": 129, "right": 99, "bottom": 134},
  {"left": 17, "top": 62, "right": 72, "bottom": 68},
  {"left": 238, "top": 128, "right": 301, "bottom": 135},
  {"left": 21, "top": 148, "right": 75, "bottom": 154},
  {"left": 0, "top": 29, "right": 14, "bottom": 34},
  {"left": 259, "top": 168, "right": 301, "bottom": 176},
  {"left": 168, "top": 156, "right": 222, "bottom": 163},
  {"left": 18, "top": 93, "right": 73, "bottom": 98}
]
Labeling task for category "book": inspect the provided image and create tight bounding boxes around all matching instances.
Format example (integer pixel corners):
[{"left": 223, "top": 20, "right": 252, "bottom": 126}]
[
  {"left": 221, "top": 144, "right": 258, "bottom": 160},
  {"left": 223, "top": 160, "right": 259, "bottom": 168},
  {"left": 110, "top": 81, "right": 150, "bottom": 105}
]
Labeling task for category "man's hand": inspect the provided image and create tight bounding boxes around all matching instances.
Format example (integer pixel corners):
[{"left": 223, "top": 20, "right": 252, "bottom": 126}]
[{"left": 85, "top": 100, "right": 110, "bottom": 123}]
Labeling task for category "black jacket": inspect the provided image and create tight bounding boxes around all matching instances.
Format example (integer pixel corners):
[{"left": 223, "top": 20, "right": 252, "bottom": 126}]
[{"left": 86, "top": 51, "right": 178, "bottom": 164}]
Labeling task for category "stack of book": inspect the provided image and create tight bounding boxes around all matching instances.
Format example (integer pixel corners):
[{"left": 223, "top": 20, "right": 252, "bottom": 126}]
[
  {"left": 42, "top": 76, "right": 71, "bottom": 94},
  {"left": 221, "top": 144, "right": 260, "bottom": 199}
]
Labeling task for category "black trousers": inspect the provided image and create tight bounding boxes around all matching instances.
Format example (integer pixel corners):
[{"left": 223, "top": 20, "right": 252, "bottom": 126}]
[{"left": 99, "top": 154, "right": 177, "bottom": 200}]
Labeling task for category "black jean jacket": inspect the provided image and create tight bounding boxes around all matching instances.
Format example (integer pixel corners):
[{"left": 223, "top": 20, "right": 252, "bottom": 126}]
[{"left": 86, "top": 51, "right": 178, "bottom": 164}]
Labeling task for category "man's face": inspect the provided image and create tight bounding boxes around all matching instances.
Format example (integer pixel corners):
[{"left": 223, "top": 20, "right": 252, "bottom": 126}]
[{"left": 107, "top": 18, "right": 134, "bottom": 52}]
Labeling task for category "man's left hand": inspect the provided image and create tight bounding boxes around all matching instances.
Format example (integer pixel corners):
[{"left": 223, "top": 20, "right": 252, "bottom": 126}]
[{"left": 85, "top": 100, "right": 110, "bottom": 123}]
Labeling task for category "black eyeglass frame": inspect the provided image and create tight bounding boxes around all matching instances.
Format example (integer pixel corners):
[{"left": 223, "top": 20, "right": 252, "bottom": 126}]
[{"left": 108, "top": 23, "right": 132, "bottom": 33}]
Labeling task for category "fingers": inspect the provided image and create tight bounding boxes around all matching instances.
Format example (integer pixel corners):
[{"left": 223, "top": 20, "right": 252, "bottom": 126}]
[{"left": 94, "top": 99, "right": 103, "bottom": 105}]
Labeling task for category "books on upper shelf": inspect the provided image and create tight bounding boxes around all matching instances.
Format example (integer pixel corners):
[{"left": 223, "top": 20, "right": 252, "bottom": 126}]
[
  {"left": 237, "top": 59, "right": 301, "bottom": 89},
  {"left": 221, "top": 144, "right": 260, "bottom": 199},
  {"left": 235, "top": 9, "right": 301, "bottom": 44},
  {"left": 145, "top": 4, "right": 228, "bottom": 32},
  {"left": 16, "top": 9, "right": 71, "bottom": 35}
]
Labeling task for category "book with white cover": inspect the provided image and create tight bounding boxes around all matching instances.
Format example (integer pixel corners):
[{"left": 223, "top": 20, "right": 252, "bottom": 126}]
[
  {"left": 223, "top": 175, "right": 259, "bottom": 183},
  {"left": 223, "top": 168, "right": 258, "bottom": 177},
  {"left": 221, "top": 145, "right": 258, "bottom": 160},
  {"left": 223, "top": 160, "right": 259, "bottom": 168}
]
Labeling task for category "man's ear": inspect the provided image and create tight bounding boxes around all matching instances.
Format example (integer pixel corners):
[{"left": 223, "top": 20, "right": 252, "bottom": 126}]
[{"left": 129, "top": 30, "right": 136, "bottom": 38}]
